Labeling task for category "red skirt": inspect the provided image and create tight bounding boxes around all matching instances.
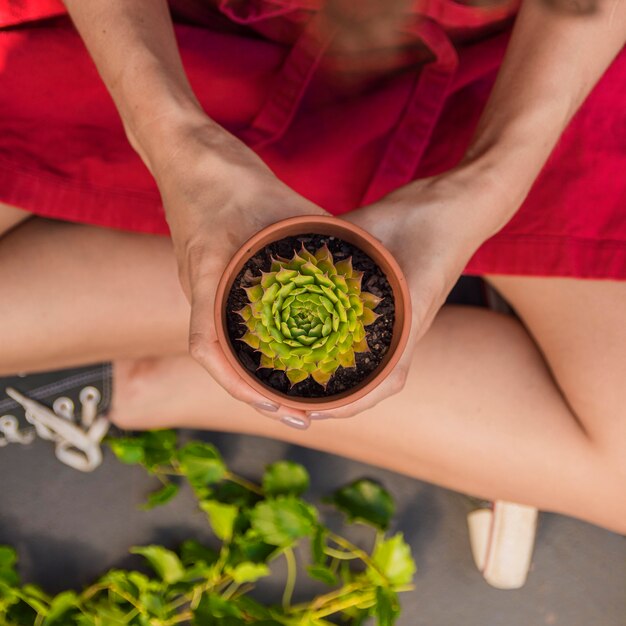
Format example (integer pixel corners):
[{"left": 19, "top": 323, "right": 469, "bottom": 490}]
[{"left": 1, "top": 0, "right": 626, "bottom": 278}]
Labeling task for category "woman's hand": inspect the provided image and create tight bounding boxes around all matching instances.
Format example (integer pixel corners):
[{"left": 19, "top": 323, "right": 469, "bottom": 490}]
[
  {"left": 309, "top": 169, "right": 506, "bottom": 420},
  {"left": 149, "top": 114, "right": 330, "bottom": 416}
]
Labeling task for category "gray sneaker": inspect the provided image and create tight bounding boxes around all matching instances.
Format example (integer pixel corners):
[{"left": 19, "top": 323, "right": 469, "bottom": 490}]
[{"left": 0, "top": 363, "right": 113, "bottom": 472}]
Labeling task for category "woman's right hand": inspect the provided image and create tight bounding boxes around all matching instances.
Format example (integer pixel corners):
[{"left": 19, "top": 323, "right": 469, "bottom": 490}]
[{"left": 145, "top": 113, "right": 330, "bottom": 419}]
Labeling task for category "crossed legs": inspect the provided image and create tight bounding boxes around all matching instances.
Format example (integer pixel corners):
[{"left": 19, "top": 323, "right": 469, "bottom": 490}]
[{"left": 1, "top": 203, "right": 624, "bottom": 534}]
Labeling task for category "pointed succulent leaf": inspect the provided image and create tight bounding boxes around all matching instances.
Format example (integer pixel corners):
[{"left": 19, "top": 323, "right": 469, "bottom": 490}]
[
  {"left": 273, "top": 358, "right": 287, "bottom": 371},
  {"left": 320, "top": 359, "right": 340, "bottom": 374},
  {"left": 338, "top": 348, "right": 356, "bottom": 369},
  {"left": 270, "top": 255, "right": 289, "bottom": 271},
  {"left": 321, "top": 285, "right": 339, "bottom": 303},
  {"left": 316, "top": 274, "right": 335, "bottom": 288},
  {"left": 361, "top": 307, "right": 380, "bottom": 326},
  {"left": 305, "top": 283, "right": 324, "bottom": 294},
  {"left": 335, "top": 257, "right": 353, "bottom": 277},
  {"left": 347, "top": 276, "right": 362, "bottom": 293},
  {"left": 354, "top": 323, "right": 366, "bottom": 342},
  {"left": 349, "top": 294, "right": 364, "bottom": 316},
  {"left": 332, "top": 274, "right": 349, "bottom": 293},
  {"left": 347, "top": 307, "right": 358, "bottom": 332},
  {"left": 353, "top": 337, "right": 370, "bottom": 353},
  {"left": 244, "top": 284, "right": 264, "bottom": 303},
  {"left": 311, "top": 369, "right": 332, "bottom": 387},
  {"left": 261, "top": 282, "right": 280, "bottom": 304},
  {"left": 240, "top": 332, "right": 261, "bottom": 350},
  {"left": 299, "top": 245, "right": 317, "bottom": 263},
  {"left": 237, "top": 305, "right": 253, "bottom": 321},
  {"left": 300, "top": 261, "right": 323, "bottom": 277},
  {"left": 275, "top": 268, "right": 298, "bottom": 283},
  {"left": 287, "top": 369, "right": 308, "bottom": 386},
  {"left": 361, "top": 291, "right": 382, "bottom": 309},
  {"left": 292, "top": 274, "right": 315, "bottom": 286},
  {"left": 260, "top": 271, "right": 278, "bottom": 289},
  {"left": 316, "top": 260, "right": 336, "bottom": 275},
  {"left": 258, "top": 342, "right": 276, "bottom": 359},
  {"left": 314, "top": 244, "right": 332, "bottom": 262},
  {"left": 311, "top": 336, "right": 329, "bottom": 349},
  {"left": 259, "top": 354, "right": 274, "bottom": 369}
]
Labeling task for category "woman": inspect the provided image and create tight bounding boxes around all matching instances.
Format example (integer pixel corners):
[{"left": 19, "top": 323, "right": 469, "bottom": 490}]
[{"left": 0, "top": 0, "right": 625, "bottom": 541}]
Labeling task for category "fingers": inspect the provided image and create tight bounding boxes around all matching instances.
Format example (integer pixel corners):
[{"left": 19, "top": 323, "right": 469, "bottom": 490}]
[
  {"left": 307, "top": 311, "right": 422, "bottom": 420},
  {"left": 308, "top": 363, "right": 410, "bottom": 420},
  {"left": 191, "top": 332, "right": 312, "bottom": 428},
  {"left": 189, "top": 271, "right": 267, "bottom": 405},
  {"left": 189, "top": 269, "right": 312, "bottom": 427}
]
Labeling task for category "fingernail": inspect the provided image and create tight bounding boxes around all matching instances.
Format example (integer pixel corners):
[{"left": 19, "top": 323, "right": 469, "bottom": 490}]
[
  {"left": 280, "top": 415, "right": 310, "bottom": 430},
  {"left": 253, "top": 402, "right": 279, "bottom": 413},
  {"left": 308, "top": 412, "right": 334, "bottom": 420}
]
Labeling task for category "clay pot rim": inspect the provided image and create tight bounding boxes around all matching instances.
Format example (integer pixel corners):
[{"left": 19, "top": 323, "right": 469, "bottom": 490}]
[{"left": 214, "top": 215, "right": 412, "bottom": 411}]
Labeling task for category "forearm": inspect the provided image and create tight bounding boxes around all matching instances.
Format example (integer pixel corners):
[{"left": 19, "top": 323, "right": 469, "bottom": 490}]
[
  {"left": 452, "top": 0, "right": 626, "bottom": 237},
  {"left": 62, "top": 0, "right": 212, "bottom": 169}
]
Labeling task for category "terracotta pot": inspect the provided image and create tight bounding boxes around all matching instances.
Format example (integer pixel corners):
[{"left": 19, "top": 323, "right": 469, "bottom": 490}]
[{"left": 215, "top": 215, "right": 412, "bottom": 411}]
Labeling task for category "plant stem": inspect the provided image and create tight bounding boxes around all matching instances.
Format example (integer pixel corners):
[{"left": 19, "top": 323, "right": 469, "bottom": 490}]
[
  {"left": 323, "top": 546, "right": 358, "bottom": 560},
  {"left": 105, "top": 584, "right": 146, "bottom": 615},
  {"left": 282, "top": 547, "right": 297, "bottom": 609},
  {"left": 326, "top": 531, "right": 382, "bottom": 576},
  {"left": 312, "top": 591, "right": 376, "bottom": 620},
  {"left": 123, "top": 607, "right": 140, "bottom": 622},
  {"left": 154, "top": 472, "right": 170, "bottom": 486},
  {"left": 222, "top": 580, "right": 240, "bottom": 600},
  {"left": 166, "top": 611, "right": 193, "bottom": 624},
  {"left": 81, "top": 583, "right": 109, "bottom": 601},
  {"left": 290, "top": 581, "right": 367, "bottom": 612},
  {"left": 166, "top": 595, "right": 192, "bottom": 612},
  {"left": 224, "top": 471, "right": 264, "bottom": 495}
]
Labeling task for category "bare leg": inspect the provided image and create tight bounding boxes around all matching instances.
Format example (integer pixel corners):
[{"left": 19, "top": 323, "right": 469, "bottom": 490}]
[
  {"left": 0, "top": 218, "right": 623, "bottom": 533},
  {"left": 0, "top": 202, "right": 31, "bottom": 236},
  {"left": 111, "top": 306, "right": 626, "bottom": 534},
  {"left": 0, "top": 219, "right": 189, "bottom": 374},
  {"left": 485, "top": 276, "right": 626, "bottom": 483}
]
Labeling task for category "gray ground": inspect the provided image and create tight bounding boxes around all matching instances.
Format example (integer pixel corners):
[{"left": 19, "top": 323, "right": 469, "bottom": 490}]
[{"left": 2, "top": 429, "right": 625, "bottom": 626}]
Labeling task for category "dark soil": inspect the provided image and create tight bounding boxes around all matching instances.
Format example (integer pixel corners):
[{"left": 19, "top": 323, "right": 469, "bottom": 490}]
[{"left": 225, "top": 233, "right": 395, "bottom": 398}]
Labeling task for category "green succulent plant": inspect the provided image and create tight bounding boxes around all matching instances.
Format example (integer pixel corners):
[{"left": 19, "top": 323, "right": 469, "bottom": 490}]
[{"left": 237, "top": 243, "right": 382, "bottom": 388}]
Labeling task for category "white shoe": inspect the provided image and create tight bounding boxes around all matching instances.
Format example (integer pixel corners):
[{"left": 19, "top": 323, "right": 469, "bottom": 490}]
[{"left": 467, "top": 500, "right": 539, "bottom": 589}]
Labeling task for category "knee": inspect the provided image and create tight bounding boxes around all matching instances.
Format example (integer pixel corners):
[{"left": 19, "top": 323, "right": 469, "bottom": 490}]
[
  {"left": 585, "top": 443, "right": 626, "bottom": 535},
  {"left": 0, "top": 202, "right": 31, "bottom": 238},
  {"left": 107, "top": 409, "right": 143, "bottom": 432}
]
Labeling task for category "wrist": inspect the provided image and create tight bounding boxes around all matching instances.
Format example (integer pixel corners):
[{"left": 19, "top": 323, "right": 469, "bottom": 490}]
[
  {"left": 124, "top": 100, "right": 216, "bottom": 174},
  {"left": 455, "top": 98, "right": 571, "bottom": 231},
  {"left": 400, "top": 164, "right": 519, "bottom": 250},
  {"left": 108, "top": 50, "right": 211, "bottom": 174},
  {"left": 443, "top": 158, "right": 525, "bottom": 237}
]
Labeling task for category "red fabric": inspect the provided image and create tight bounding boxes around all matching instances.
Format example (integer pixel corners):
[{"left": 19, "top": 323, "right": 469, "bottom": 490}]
[{"left": 1, "top": 0, "right": 625, "bottom": 278}]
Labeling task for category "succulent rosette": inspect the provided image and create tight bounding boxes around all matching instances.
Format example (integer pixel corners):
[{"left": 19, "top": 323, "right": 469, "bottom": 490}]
[{"left": 237, "top": 244, "right": 382, "bottom": 388}]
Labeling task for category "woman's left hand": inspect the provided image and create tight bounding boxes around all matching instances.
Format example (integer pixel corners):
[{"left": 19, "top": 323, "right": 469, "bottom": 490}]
[{"left": 309, "top": 171, "right": 506, "bottom": 419}]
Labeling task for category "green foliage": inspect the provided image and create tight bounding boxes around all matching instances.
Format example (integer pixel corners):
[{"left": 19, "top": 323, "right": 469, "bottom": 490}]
[
  {"left": 177, "top": 442, "right": 226, "bottom": 487},
  {"left": 130, "top": 546, "right": 185, "bottom": 584},
  {"left": 239, "top": 244, "right": 382, "bottom": 388},
  {"left": 262, "top": 461, "right": 310, "bottom": 497},
  {"left": 327, "top": 478, "right": 396, "bottom": 530},
  {"left": 200, "top": 501, "right": 239, "bottom": 542},
  {"left": 142, "top": 483, "right": 180, "bottom": 510},
  {"left": 0, "top": 432, "right": 416, "bottom": 625},
  {"left": 249, "top": 497, "right": 318, "bottom": 547},
  {"left": 368, "top": 534, "right": 417, "bottom": 587},
  {"left": 0, "top": 546, "right": 19, "bottom": 587}
]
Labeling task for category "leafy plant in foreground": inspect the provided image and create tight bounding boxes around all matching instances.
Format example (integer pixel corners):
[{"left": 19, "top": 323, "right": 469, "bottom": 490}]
[
  {"left": 0, "top": 430, "right": 416, "bottom": 625},
  {"left": 239, "top": 244, "right": 381, "bottom": 387}
]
